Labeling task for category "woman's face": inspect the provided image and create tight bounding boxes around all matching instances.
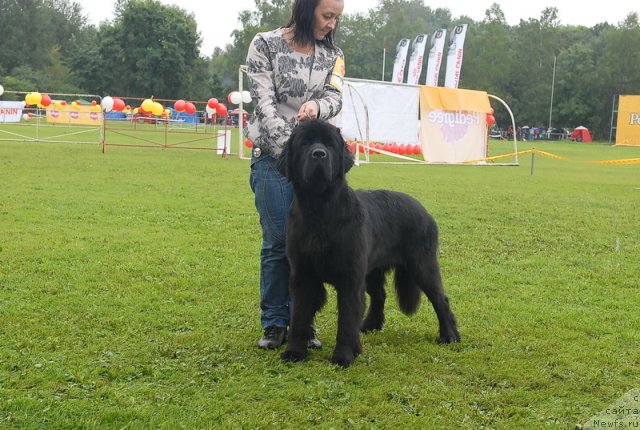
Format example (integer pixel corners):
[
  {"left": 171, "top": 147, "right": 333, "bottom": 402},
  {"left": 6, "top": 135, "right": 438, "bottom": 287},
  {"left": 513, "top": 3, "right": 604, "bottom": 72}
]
[{"left": 313, "top": 0, "right": 344, "bottom": 41}]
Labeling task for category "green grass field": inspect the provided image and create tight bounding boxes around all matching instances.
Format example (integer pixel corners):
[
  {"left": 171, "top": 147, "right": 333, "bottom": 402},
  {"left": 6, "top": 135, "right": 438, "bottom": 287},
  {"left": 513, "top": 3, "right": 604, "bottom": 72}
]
[{"left": 1, "top": 129, "right": 639, "bottom": 429}]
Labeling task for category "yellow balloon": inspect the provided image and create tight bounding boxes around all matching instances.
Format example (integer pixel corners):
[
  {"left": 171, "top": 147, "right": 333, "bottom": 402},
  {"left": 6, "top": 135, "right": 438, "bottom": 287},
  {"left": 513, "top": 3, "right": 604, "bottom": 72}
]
[
  {"left": 25, "top": 92, "right": 42, "bottom": 106},
  {"left": 133, "top": 108, "right": 139, "bottom": 114},
  {"left": 141, "top": 98, "right": 154, "bottom": 112},
  {"left": 151, "top": 102, "right": 164, "bottom": 116}
]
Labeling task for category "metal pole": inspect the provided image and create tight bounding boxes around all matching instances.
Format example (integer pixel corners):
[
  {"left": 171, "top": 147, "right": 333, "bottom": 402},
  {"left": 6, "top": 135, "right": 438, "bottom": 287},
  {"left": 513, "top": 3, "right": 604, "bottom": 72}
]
[
  {"left": 381, "top": 37, "right": 387, "bottom": 81},
  {"left": 548, "top": 55, "right": 556, "bottom": 131},
  {"left": 530, "top": 152, "right": 535, "bottom": 176}
]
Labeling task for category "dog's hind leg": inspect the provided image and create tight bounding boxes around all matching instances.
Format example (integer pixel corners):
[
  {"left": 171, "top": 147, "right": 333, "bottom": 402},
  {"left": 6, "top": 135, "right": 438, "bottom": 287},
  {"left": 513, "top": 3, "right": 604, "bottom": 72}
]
[
  {"left": 416, "top": 255, "right": 460, "bottom": 344},
  {"left": 332, "top": 281, "right": 365, "bottom": 367},
  {"left": 361, "top": 269, "right": 386, "bottom": 332},
  {"left": 281, "top": 275, "right": 327, "bottom": 363}
]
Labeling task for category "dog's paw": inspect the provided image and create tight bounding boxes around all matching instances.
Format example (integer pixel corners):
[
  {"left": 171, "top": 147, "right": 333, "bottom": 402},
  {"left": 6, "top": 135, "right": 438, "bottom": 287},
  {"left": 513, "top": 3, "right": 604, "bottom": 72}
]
[
  {"left": 360, "top": 318, "right": 383, "bottom": 333},
  {"left": 330, "top": 344, "right": 360, "bottom": 368},
  {"left": 330, "top": 353, "right": 354, "bottom": 368},
  {"left": 437, "top": 329, "right": 461, "bottom": 344},
  {"left": 281, "top": 349, "right": 308, "bottom": 363}
]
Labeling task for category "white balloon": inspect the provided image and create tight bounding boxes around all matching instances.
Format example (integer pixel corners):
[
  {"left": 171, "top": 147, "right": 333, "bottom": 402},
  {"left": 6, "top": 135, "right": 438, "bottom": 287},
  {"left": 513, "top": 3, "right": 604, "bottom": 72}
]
[
  {"left": 205, "top": 105, "right": 215, "bottom": 115},
  {"left": 229, "top": 91, "right": 242, "bottom": 105},
  {"left": 0, "top": 84, "right": 4, "bottom": 96},
  {"left": 241, "top": 90, "right": 252, "bottom": 104},
  {"left": 101, "top": 96, "right": 114, "bottom": 112},
  {"left": 23, "top": 113, "right": 30, "bottom": 120}
]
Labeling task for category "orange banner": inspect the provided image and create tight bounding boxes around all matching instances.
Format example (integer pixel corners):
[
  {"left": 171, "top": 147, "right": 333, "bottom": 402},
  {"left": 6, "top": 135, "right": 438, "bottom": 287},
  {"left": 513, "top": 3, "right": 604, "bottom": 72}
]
[
  {"left": 46, "top": 105, "right": 102, "bottom": 126},
  {"left": 419, "top": 86, "right": 490, "bottom": 163},
  {"left": 615, "top": 95, "right": 640, "bottom": 146}
]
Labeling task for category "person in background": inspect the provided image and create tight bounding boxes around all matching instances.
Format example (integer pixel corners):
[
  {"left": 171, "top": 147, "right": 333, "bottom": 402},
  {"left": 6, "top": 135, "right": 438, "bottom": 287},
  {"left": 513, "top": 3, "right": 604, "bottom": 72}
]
[{"left": 245, "top": 0, "right": 346, "bottom": 349}]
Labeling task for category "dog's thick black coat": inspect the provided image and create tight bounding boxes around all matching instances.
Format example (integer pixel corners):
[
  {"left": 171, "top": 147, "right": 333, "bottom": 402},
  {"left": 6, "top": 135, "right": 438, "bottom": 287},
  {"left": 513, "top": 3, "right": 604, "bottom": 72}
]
[{"left": 277, "top": 120, "right": 460, "bottom": 367}]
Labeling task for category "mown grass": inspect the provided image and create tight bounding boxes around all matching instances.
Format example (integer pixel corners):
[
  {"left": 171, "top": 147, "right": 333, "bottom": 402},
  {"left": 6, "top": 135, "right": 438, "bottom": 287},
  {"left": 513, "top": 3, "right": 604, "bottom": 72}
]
[{"left": 0, "top": 133, "right": 639, "bottom": 429}]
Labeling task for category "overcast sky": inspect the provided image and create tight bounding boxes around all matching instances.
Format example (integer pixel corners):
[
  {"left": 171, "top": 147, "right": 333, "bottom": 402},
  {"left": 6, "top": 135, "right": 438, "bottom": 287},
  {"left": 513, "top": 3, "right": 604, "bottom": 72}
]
[{"left": 75, "top": 0, "right": 639, "bottom": 55}]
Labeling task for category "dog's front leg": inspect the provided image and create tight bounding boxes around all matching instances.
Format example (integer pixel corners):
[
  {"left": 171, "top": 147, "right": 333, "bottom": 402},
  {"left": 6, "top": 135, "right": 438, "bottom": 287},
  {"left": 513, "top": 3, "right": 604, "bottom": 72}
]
[
  {"left": 331, "top": 280, "right": 365, "bottom": 367},
  {"left": 281, "top": 271, "right": 326, "bottom": 363}
]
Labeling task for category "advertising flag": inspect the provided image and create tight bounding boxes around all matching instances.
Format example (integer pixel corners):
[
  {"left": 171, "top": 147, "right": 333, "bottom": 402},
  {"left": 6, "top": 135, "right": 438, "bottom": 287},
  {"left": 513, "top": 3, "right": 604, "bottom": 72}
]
[
  {"left": 444, "top": 24, "right": 468, "bottom": 88},
  {"left": 424, "top": 29, "right": 447, "bottom": 87},
  {"left": 391, "top": 38, "right": 411, "bottom": 84},
  {"left": 406, "top": 34, "right": 428, "bottom": 85}
]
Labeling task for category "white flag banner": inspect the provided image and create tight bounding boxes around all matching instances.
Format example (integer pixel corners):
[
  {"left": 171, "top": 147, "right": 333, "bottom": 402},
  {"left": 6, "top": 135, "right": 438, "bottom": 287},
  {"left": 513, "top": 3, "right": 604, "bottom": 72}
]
[
  {"left": 444, "top": 24, "right": 468, "bottom": 88},
  {"left": 0, "top": 101, "right": 24, "bottom": 123},
  {"left": 391, "top": 38, "right": 411, "bottom": 84},
  {"left": 406, "top": 34, "right": 428, "bottom": 85},
  {"left": 424, "top": 29, "right": 447, "bottom": 86},
  {"left": 337, "top": 78, "right": 420, "bottom": 145}
]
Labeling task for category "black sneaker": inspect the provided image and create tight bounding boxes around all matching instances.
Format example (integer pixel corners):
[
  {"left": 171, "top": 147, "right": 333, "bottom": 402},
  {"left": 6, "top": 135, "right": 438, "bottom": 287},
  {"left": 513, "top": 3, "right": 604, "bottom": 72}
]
[{"left": 258, "top": 326, "right": 287, "bottom": 349}]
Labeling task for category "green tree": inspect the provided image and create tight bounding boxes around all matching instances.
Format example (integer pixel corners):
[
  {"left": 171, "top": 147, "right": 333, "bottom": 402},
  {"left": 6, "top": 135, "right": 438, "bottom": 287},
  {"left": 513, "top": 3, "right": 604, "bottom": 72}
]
[{"left": 82, "top": 0, "right": 201, "bottom": 99}]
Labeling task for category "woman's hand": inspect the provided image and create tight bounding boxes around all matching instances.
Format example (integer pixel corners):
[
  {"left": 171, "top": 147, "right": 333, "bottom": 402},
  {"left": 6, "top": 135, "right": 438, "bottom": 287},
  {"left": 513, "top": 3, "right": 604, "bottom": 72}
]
[{"left": 297, "top": 100, "right": 319, "bottom": 121}]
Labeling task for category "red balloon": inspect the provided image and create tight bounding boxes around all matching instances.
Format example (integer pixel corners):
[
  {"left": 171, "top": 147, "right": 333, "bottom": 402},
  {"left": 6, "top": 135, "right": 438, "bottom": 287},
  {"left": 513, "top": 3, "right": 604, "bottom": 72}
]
[
  {"left": 398, "top": 144, "right": 406, "bottom": 155},
  {"left": 40, "top": 94, "right": 52, "bottom": 107},
  {"left": 412, "top": 144, "right": 422, "bottom": 155},
  {"left": 207, "top": 98, "right": 219, "bottom": 109},
  {"left": 486, "top": 114, "right": 496, "bottom": 125},
  {"left": 76, "top": 100, "right": 82, "bottom": 105},
  {"left": 60, "top": 100, "right": 67, "bottom": 106},
  {"left": 91, "top": 100, "right": 97, "bottom": 106},
  {"left": 244, "top": 139, "right": 252, "bottom": 148},
  {"left": 174, "top": 99, "right": 186, "bottom": 112},
  {"left": 113, "top": 98, "right": 125, "bottom": 111},
  {"left": 216, "top": 103, "right": 227, "bottom": 116},
  {"left": 185, "top": 102, "right": 197, "bottom": 115}
]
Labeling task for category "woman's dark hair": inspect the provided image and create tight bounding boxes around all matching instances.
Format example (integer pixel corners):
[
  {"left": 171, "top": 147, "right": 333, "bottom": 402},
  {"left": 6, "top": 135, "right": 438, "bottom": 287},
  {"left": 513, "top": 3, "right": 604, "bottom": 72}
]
[{"left": 286, "top": 0, "right": 339, "bottom": 48}]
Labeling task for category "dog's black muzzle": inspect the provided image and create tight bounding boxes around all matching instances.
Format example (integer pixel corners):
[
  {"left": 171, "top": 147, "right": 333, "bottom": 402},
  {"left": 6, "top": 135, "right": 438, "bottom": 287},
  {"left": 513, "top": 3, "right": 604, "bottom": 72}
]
[{"left": 302, "top": 143, "right": 333, "bottom": 188}]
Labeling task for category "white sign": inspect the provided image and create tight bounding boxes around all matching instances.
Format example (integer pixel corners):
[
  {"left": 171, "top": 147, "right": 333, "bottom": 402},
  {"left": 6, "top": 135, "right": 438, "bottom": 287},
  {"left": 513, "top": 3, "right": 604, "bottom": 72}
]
[{"left": 0, "top": 101, "right": 24, "bottom": 123}]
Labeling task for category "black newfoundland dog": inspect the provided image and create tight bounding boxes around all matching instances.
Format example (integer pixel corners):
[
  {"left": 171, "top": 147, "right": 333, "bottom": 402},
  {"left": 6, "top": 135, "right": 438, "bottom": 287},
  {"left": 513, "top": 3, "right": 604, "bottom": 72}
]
[{"left": 277, "top": 120, "right": 460, "bottom": 367}]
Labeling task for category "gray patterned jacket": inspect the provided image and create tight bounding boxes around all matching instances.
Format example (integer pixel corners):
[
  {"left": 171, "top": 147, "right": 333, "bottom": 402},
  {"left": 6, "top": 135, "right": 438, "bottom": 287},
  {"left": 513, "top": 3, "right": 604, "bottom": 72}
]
[{"left": 245, "top": 28, "right": 344, "bottom": 160}]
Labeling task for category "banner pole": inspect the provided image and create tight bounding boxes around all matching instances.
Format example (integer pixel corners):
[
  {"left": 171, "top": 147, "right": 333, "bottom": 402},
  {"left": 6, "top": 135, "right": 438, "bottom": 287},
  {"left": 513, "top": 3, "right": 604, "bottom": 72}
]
[{"left": 530, "top": 151, "right": 535, "bottom": 176}]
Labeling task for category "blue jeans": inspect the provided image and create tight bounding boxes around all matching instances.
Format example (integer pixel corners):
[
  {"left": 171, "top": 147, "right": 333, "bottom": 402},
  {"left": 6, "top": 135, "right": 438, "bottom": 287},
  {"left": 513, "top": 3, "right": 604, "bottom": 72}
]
[{"left": 250, "top": 156, "right": 292, "bottom": 329}]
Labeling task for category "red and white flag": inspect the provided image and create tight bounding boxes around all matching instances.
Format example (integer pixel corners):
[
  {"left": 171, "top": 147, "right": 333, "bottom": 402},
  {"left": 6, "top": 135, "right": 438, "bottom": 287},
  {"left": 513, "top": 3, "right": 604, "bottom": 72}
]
[
  {"left": 406, "top": 34, "right": 428, "bottom": 85},
  {"left": 444, "top": 24, "right": 468, "bottom": 88},
  {"left": 424, "top": 29, "right": 447, "bottom": 87},
  {"left": 391, "top": 38, "right": 411, "bottom": 84}
]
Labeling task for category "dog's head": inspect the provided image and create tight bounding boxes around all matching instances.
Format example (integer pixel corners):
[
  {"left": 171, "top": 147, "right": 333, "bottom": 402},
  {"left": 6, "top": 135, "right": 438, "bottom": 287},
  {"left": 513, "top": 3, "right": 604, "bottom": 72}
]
[{"left": 277, "top": 120, "right": 354, "bottom": 191}]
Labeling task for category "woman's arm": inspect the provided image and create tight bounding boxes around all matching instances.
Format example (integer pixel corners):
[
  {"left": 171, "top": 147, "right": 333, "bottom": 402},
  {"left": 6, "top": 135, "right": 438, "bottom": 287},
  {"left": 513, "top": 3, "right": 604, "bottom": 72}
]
[{"left": 246, "top": 34, "right": 293, "bottom": 149}]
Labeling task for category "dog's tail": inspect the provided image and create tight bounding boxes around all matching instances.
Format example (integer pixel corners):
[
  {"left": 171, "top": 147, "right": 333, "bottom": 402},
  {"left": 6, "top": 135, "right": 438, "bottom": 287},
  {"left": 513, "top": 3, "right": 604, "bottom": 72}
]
[{"left": 394, "top": 267, "right": 422, "bottom": 315}]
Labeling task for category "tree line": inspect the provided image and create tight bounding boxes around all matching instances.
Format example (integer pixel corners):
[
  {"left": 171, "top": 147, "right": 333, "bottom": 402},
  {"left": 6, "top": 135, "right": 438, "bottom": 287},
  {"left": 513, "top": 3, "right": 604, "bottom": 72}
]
[{"left": 1, "top": 0, "right": 639, "bottom": 140}]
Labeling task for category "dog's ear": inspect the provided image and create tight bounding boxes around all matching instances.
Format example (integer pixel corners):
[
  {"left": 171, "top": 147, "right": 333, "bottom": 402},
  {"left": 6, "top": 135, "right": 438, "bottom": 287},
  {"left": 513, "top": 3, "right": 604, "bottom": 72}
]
[
  {"left": 276, "top": 136, "right": 292, "bottom": 179},
  {"left": 337, "top": 127, "right": 354, "bottom": 175}
]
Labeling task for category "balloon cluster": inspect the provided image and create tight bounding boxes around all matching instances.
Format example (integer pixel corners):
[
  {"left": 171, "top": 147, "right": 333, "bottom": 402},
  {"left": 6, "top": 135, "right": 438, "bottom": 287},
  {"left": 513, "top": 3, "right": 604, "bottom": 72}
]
[
  {"left": 24, "top": 92, "right": 52, "bottom": 108},
  {"left": 227, "top": 91, "right": 252, "bottom": 105},
  {"left": 486, "top": 108, "right": 496, "bottom": 125},
  {"left": 197, "top": 98, "right": 228, "bottom": 117},
  {"left": 347, "top": 142, "right": 422, "bottom": 155},
  {"left": 101, "top": 96, "right": 129, "bottom": 113},
  {"left": 173, "top": 99, "right": 197, "bottom": 115}
]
